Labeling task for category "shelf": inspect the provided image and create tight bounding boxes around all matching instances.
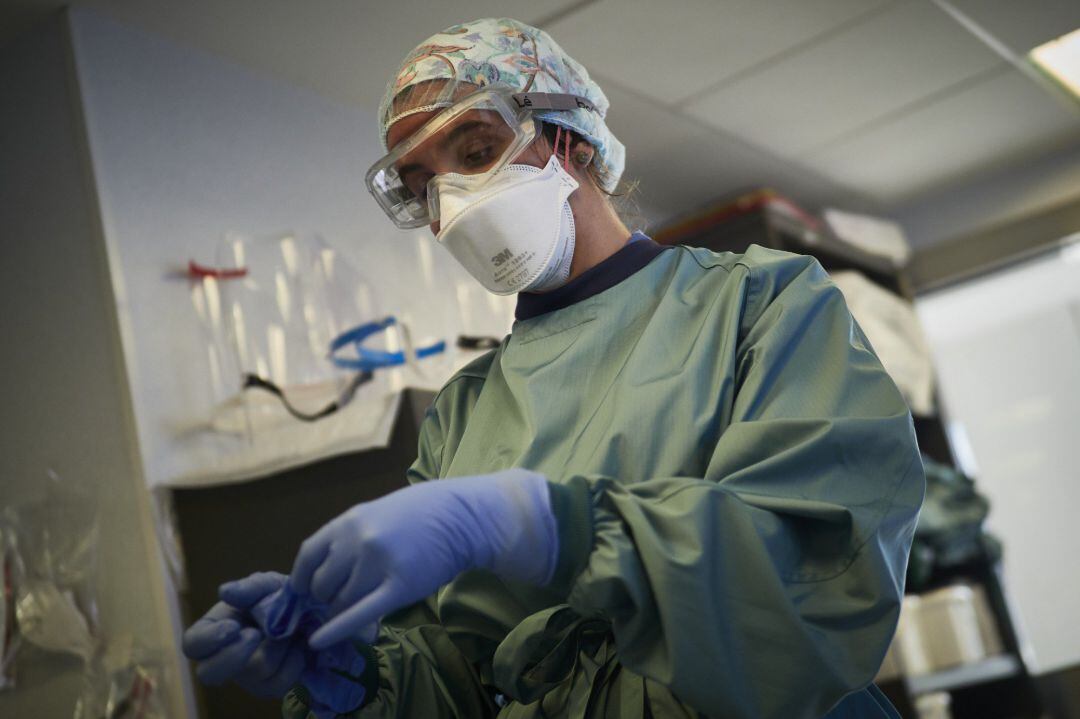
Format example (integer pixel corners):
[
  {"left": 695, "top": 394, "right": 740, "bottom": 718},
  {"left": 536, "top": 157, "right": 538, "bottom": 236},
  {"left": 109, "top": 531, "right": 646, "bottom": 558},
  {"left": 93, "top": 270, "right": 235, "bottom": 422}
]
[{"left": 905, "top": 654, "right": 1022, "bottom": 695}]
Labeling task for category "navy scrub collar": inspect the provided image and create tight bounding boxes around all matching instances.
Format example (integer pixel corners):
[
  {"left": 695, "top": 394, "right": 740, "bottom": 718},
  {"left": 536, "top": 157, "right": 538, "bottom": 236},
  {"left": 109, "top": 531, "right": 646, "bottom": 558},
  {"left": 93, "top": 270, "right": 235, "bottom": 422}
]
[{"left": 514, "top": 231, "right": 669, "bottom": 321}]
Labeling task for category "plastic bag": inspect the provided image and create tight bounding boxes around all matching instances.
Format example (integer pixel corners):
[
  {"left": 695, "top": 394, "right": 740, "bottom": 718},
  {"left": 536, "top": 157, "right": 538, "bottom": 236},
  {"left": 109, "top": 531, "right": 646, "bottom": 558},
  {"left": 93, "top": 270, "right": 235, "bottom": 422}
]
[
  {"left": 74, "top": 636, "right": 164, "bottom": 719},
  {"left": 3, "top": 470, "right": 100, "bottom": 670},
  {"left": 0, "top": 517, "right": 22, "bottom": 690},
  {"left": 15, "top": 579, "right": 95, "bottom": 661}
]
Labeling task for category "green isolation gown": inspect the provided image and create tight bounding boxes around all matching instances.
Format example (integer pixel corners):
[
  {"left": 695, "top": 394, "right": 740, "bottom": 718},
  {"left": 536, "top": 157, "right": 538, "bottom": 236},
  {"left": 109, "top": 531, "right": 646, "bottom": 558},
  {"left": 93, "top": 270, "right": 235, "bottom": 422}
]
[{"left": 284, "top": 237, "right": 924, "bottom": 718}]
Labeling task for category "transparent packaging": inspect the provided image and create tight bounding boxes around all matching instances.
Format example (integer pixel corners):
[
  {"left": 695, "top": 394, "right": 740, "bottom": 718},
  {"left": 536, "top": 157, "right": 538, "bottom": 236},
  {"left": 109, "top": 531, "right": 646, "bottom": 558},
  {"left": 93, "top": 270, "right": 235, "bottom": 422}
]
[
  {"left": 191, "top": 231, "right": 385, "bottom": 437},
  {"left": 0, "top": 517, "right": 22, "bottom": 690},
  {"left": 2, "top": 470, "right": 101, "bottom": 687},
  {"left": 74, "top": 637, "right": 164, "bottom": 719}
]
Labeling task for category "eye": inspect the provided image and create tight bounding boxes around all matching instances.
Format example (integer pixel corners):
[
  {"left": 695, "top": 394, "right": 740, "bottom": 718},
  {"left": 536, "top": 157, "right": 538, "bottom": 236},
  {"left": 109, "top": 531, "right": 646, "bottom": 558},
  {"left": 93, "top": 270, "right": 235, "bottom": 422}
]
[
  {"left": 460, "top": 136, "right": 501, "bottom": 172},
  {"left": 460, "top": 141, "right": 497, "bottom": 171},
  {"left": 403, "top": 170, "right": 434, "bottom": 200}
]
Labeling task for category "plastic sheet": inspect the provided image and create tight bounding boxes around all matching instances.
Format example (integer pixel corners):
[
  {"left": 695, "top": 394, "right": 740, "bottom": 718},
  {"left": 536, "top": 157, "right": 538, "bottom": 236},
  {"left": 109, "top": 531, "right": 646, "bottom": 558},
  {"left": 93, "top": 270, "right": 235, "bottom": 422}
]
[
  {"left": 74, "top": 636, "right": 165, "bottom": 719},
  {"left": 191, "top": 230, "right": 389, "bottom": 438},
  {"left": 166, "top": 231, "right": 459, "bottom": 489},
  {"left": 0, "top": 470, "right": 101, "bottom": 689},
  {"left": 0, "top": 517, "right": 22, "bottom": 690},
  {"left": 15, "top": 579, "right": 95, "bottom": 662}
]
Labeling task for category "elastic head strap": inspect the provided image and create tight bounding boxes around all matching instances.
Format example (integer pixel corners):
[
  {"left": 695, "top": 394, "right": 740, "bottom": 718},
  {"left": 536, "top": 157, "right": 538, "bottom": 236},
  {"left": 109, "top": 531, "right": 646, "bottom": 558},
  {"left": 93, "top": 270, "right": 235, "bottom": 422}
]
[
  {"left": 550, "top": 125, "right": 573, "bottom": 168},
  {"left": 511, "top": 92, "right": 597, "bottom": 114}
]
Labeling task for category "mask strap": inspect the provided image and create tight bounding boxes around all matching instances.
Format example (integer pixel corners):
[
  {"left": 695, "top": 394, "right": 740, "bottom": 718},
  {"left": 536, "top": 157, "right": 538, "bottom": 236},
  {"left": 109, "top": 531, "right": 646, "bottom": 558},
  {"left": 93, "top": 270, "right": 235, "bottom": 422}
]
[{"left": 550, "top": 126, "right": 573, "bottom": 169}]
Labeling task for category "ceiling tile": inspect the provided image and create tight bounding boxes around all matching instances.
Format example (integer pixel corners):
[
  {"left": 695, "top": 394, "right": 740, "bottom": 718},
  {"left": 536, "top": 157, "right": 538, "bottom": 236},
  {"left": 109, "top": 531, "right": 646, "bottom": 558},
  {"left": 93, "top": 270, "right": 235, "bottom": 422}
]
[
  {"left": 598, "top": 78, "right": 878, "bottom": 226},
  {"left": 8, "top": 0, "right": 584, "bottom": 112},
  {"left": 803, "top": 67, "right": 1080, "bottom": 204},
  {"left": 683, "top": 0, "right": 1001, "bottom": 157},
  {"left": 946, "top": 0, "right": 1080, "bottom": 56},
  {"left": 545, "top": 0, "right": 895, "bottom": 105}
]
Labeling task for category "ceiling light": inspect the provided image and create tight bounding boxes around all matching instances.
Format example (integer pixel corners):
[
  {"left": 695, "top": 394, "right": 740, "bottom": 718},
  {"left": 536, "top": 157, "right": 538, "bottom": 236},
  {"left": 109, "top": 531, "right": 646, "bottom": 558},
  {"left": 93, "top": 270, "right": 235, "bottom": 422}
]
[{"left": 1029, "top": 27, "right": 1080, "bottom": 99}]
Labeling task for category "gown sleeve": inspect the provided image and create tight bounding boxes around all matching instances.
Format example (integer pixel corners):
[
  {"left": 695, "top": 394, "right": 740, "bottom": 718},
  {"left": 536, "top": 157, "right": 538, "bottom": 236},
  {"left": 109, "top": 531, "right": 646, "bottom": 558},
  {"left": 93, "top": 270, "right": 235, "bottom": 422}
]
[
  {"left": 545, "top": 250, "right": 925, "bottom": 719},
  {"left": 282, "top": 393, "right": 498, "bottom": 719}
]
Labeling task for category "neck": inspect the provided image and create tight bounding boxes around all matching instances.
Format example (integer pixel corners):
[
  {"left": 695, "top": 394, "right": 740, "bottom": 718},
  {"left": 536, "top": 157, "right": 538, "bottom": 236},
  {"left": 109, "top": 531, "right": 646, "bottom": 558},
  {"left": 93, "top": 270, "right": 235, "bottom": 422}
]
[{"left": 565, "top": 192, "right": 632, "bottom": 282}]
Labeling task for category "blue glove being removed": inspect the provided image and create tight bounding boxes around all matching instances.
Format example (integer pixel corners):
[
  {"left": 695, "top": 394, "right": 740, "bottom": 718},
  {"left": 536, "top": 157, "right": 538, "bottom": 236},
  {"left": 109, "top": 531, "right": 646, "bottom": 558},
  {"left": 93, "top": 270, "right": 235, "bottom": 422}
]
[
  {"left": 251, "top": 583, "right": 370, "bottom": 719},
  {"left": 182, "top": 572, "right": 370, "bottom": 717},
  {"left": 290, "top": 469, "right": 558, "bottom": 650},
  {"left": 182, "top": 572, "right": 307, "bottom": 698}
]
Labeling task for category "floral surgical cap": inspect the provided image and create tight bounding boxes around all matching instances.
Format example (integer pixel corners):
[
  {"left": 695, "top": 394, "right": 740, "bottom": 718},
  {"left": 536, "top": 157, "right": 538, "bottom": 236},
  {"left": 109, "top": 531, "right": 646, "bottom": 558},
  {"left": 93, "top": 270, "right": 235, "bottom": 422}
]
[{"left": 378, "top": 17, "right": 626, "bottom": 193}]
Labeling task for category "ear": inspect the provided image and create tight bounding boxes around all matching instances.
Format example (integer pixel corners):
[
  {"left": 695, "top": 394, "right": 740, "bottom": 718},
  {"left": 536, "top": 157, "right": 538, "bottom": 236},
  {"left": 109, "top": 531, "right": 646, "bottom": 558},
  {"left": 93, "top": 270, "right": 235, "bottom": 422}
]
[{"left": 571, "top": 139, "right": 595, "bottom": 167}]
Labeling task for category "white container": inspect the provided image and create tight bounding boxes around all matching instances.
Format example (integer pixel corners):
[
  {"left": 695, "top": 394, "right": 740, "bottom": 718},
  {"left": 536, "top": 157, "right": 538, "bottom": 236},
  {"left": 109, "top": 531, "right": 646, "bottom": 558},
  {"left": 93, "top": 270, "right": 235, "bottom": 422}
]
[
  {"left": 917, "top": 585, "right": 987, "bottom": 670},
  {"left": 893, "top": 585, "right": 994, "bottom": 676},
  {"left": 915, "top": 691, "right": 953, "bottom": 719},
  {"left": 969, "top": 583, "right": 1004, "bottom": 657},
  {"left": 896, "top": 594, "right": 933, "bottom": 676}
]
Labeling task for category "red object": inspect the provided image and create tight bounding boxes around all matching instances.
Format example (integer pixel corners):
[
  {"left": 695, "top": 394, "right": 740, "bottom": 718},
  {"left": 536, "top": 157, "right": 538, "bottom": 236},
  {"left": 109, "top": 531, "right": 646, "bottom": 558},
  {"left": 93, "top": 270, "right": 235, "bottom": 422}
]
[
  {"left": 187, "top": 260, "right": 247, "bottom": 279},
  {"left": 654, "top": 188, "right": 821, "bottom": 246}
]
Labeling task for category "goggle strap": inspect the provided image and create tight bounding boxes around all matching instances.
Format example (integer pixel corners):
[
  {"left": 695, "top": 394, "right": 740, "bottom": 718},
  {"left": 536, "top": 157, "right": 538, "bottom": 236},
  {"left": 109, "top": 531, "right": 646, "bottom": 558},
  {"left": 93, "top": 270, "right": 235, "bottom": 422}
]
[
  {"left": 241, "top": 371, "right": 372, "bottom": 422},
  {"left": 512, "top": 92, "right": 598, "bottom": 114},
  {"left": 328, "top": 316, "right": 447, "bottom": 371}
]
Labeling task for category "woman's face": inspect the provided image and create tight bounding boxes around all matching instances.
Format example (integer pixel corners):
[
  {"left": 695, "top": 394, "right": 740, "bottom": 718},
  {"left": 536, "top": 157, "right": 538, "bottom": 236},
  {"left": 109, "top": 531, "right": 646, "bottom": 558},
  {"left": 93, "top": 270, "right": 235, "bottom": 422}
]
[{"left": 386, "top": 107, "right": 554, "bottom": 236}]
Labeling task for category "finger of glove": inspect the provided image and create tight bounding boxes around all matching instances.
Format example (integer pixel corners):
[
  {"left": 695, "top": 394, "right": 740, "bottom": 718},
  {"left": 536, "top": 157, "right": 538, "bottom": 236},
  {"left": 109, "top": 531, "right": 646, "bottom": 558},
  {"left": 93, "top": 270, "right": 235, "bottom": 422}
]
[
  {"left": 240, "top": 643, "right": 308, "bottom": 698},
  {"left": 289, "top": 527, "right": 335, "bottom": 595},
  {"left": 195, "top": 628, "right": 262, "bottom": 685},
  {"left": 309, "top": 546, "right": 352, "bottom": 605},
  {"left": 327, "top": 569, "right": 382, "bottom": 618},
  {"left": 236, "top": 636, "right": 291, "bottom": 684},
  {"left": 219, "top": 571, "right": 287, "bottom": 609},
  {"left": 309, "top": 582, "right": 401, "bottom": 651},
  {"left": 183, "top": 611, "right": 243, "bottom": 660}
]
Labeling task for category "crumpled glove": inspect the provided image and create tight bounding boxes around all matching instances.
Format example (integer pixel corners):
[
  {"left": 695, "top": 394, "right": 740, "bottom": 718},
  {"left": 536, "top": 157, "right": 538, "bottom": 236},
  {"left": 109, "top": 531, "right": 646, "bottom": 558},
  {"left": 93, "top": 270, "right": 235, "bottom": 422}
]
[
  {"left": 182, "top": 572, "right": 307, "bottom": 698},
  {"left": 183, "top": 572, "right": 372, "bottom": 717},
  {"left": 290, "top": 469, "right": 559, "bottom": 650},
  {"left": 252, "top": 583, "right": 371, "bottom": 719}
]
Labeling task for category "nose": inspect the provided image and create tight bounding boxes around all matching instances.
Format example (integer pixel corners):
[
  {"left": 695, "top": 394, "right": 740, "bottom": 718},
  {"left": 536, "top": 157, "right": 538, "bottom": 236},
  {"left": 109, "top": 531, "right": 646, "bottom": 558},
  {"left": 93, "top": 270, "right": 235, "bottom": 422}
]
[{"left": 429, "top": 220, "right": 440, "bottom": 236}]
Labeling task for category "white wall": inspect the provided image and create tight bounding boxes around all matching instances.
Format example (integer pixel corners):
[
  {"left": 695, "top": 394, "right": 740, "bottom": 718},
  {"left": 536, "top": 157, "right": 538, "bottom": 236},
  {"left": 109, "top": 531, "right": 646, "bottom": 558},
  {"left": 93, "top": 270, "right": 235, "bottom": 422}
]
[
  {"left": 67, "top": 7, "right": 514, "bottom": 489},
  {"left": 0, "top": 13, "right": 190, "bottom": 718},
  {"left": 916, "top": 242, "right": 1080, "bottom": 674}
]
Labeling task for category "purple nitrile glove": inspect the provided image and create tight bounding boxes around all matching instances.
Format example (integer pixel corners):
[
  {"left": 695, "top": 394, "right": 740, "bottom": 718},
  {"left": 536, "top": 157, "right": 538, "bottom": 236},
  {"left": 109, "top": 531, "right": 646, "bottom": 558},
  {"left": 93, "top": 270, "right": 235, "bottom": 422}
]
[
  {"left": 182, "top": 572, "right": 307, "bottom": 698},
  {"left": 250, "top": 584, "right": 370, "bottom": 718},
  {"left": 289, "top": 469, "right": 558, "bottom": 650}
]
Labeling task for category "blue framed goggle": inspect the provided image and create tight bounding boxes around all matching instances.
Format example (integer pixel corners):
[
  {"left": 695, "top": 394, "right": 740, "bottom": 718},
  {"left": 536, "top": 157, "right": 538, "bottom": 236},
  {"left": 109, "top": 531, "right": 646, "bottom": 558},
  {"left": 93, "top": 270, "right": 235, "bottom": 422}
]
[
  {"left": 328, "top": 316, "right": 446, "bottom": 371},
  {"left": 242, "top": 316, "right": 446, "bottom": 422}
]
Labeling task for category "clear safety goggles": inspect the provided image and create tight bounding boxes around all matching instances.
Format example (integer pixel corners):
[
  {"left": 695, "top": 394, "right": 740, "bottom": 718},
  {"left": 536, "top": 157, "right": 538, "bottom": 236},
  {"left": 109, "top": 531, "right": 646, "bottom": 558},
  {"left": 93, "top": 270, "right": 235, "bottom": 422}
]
[{"left": 366, "top": 84, "right": 597, "bottom": 229}]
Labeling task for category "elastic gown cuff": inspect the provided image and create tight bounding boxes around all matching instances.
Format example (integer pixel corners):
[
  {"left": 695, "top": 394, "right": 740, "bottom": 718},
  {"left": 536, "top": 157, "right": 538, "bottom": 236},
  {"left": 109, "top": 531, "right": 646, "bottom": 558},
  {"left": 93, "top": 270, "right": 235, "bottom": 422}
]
[
  {"left": 284, "top": 642, "right": 380, "bottom": 718},
  {"left": 546, "top": 477, "right": 594, "bottom": 596},
  {"left": 354, "top": 641, "right": 381, "bottom": 703}
]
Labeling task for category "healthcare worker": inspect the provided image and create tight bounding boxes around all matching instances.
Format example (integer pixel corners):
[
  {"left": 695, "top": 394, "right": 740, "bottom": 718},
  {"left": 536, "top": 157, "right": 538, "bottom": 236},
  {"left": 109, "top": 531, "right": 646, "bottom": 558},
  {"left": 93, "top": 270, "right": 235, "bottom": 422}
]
[{"left": 183, "top": 18, "right": 924, "bottom": 719}]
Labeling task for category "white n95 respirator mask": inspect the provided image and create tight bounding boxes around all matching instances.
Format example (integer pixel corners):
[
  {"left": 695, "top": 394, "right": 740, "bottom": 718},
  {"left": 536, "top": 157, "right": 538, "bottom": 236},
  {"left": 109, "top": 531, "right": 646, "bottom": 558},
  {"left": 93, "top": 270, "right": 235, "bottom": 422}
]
[{"left": 431, "top": 154, "right": 579, "bottom": 295}]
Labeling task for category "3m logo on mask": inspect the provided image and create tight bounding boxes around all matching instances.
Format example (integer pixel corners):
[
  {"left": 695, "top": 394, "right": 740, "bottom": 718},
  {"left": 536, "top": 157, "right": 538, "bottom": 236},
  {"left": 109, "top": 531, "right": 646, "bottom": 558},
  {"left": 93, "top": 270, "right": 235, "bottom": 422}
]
[{"left": 491, "top": 249, "right": 513, "bottom": 267}]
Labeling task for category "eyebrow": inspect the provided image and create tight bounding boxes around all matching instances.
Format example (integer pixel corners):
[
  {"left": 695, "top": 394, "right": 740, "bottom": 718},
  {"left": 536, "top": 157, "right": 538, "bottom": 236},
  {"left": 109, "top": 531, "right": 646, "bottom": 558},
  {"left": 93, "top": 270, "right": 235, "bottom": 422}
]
[{"left": 396, "top": 120, "right": 489, "bottom": 179}]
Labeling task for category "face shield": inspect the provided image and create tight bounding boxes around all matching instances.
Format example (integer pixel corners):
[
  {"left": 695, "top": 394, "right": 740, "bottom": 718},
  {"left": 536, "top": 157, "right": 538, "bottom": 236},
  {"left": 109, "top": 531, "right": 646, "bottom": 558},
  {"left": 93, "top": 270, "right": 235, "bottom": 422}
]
[{"left": 365, "top": 84, "right": 596, "bottom": 229}]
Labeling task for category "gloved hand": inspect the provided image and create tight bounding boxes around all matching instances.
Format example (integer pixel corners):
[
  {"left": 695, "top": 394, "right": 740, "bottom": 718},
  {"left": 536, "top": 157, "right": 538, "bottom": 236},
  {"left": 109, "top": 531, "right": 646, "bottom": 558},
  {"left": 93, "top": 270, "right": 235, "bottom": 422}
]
[
  {"left": 290, "top": 469, "right": 559, "bottom": 650},
  {"left": 182, "top": 572, "right": 308, "bottom": 698}
]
